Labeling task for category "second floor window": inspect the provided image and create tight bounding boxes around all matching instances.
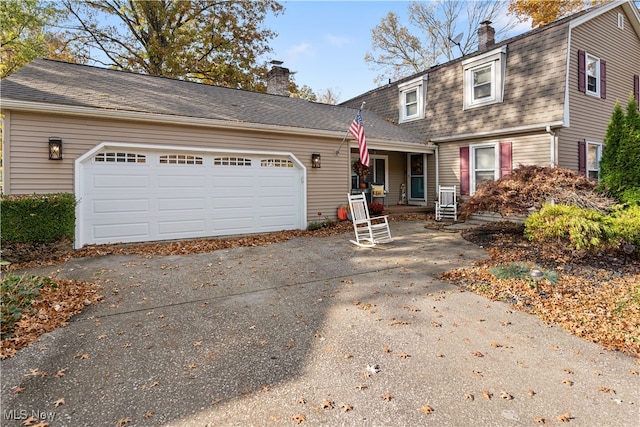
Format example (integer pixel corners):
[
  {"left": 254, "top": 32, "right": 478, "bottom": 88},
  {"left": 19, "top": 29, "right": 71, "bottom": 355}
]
[
  {"left": 586, "top": 53, "right": 600, "bottom": 96},
  {"left": 398, "top": 76, "right": 427, "bottom": 123},
  {"left": 462, "top": 45, "right": 506, "bottom": 110}
]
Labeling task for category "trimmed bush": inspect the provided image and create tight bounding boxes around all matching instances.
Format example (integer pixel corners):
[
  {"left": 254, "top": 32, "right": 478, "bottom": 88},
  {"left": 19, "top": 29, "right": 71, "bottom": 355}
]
[
  {"left": 609, "top": 205, "right": 640, "bottom": 247},
  {"left": 1, "top": 193, "right": 76, "bottom": 243},
  {"left": 524, "top": 204, "right": 613, "bottom": 251}
]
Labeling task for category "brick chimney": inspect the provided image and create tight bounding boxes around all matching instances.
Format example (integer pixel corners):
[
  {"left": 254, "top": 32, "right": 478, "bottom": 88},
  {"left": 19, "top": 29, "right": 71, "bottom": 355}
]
[
  {"left": 477, "top": 20, "right": 495, "bottom": 51},
  {"left": 267, "top": 60, "right": 291, "bottom": 96}
]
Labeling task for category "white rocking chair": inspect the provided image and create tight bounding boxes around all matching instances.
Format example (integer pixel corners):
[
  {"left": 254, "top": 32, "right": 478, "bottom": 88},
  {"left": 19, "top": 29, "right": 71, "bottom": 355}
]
[
  {"left": 347, "top": 193, "right": 393, "bottom": 247},
  {"left": 435, "top": 185, "right": 458, "bottom": 221}
]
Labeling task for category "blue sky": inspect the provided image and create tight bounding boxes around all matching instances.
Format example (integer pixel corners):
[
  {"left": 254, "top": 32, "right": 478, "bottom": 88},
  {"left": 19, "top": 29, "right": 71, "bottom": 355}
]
[{"left": 264, "top": 1, "right": 533, "bottom": 102}]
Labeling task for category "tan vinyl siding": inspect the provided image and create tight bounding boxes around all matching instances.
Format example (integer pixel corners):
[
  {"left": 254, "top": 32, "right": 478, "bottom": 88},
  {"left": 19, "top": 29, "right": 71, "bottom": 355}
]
[
  {"left": 559, "top": 5, "right": 640, "bottom": 170},
  {"left": 438, "top": 132, "right": 551, "bottom": 196},
  {"left": 4, "top": 111, "right": 351, "bottom": 223}
]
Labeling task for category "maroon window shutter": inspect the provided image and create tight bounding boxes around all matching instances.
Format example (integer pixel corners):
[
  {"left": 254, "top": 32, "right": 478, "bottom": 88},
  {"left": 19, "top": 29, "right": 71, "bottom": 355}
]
[
  {"left": 578, "top": 50, "right": 586, "bottom": 93},
  {"left": 499, "top": 142, "right": 513, "bottom": 178},
  {"left": 600, "top": 60, "right": 606, "bottom": 99},
  {"left": 460, "top": 146, "right": 470, "bottom": 195},
  {"left": 578, "top": 140, "right": 586, "bottom": 174},
  {"left": 634, "top": 75, "right": 639, "bottom": 109}
]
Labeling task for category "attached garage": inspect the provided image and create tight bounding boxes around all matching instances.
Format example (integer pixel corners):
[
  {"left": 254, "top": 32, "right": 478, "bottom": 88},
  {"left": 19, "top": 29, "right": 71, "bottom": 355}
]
[{"left": 76, "top": 143, "right": 306, "bottom": 248}]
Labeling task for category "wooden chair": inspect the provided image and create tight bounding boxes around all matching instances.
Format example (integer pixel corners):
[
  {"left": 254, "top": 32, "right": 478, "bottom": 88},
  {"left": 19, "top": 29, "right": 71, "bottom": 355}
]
[
  {"left": 435, "top": 185, "right": 457, "bottom": 221},
  {"left": 347, "top": 193, "right": 393, "bottom": 247}
]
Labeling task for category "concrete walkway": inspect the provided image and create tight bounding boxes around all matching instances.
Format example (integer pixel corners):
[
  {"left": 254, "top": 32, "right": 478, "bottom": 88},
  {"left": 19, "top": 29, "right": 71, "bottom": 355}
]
[{"left": 1, "top": 221, "right": 638, "bottom": 426}]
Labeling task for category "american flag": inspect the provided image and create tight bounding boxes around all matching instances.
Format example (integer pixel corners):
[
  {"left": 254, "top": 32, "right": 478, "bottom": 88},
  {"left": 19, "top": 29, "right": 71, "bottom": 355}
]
[{"left": 349, "top": 109, "right": 369, "bottom": 167}]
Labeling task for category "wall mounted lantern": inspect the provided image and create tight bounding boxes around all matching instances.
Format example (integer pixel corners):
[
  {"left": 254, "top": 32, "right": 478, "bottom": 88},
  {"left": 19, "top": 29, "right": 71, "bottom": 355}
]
[
  {"left": 311, "top": 153, "right": 321, "bottom": 168},
  {"left": 48, "top": 137, "right": 63, "bottom": 160}
]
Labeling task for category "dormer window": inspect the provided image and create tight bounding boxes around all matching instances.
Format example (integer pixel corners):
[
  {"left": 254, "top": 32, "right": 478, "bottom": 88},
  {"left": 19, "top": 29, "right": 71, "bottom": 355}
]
[
  {"left": 462, "top": 46, "right": 506, "bottom": 110},
  {"left": 398, "top": 76, "right": 427, "bottom": 123}
]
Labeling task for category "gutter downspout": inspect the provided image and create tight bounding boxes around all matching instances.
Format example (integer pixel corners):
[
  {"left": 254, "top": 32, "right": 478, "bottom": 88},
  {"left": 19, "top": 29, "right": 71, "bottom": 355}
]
[
  {"left": 546, "top": 125, "right": 558, "bottom": 168},
  {"left": 434, "top": 144, "right": 439, "bottom": 204}
]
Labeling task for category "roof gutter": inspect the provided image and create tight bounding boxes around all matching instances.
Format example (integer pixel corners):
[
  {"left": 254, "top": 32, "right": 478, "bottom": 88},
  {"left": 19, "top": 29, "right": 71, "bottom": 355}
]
[
  {"left": 430, "top": 121, "right": 565, "bottom": 143},
  {"left": 0, "top": 98, "right": 422, "bottom": 147}
]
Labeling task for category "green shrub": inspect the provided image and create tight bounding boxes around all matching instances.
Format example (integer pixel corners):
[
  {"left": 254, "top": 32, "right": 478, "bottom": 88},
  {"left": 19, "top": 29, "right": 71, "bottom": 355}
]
[
  {"left": 524, "top": 204, "right": 614, "bottom": 251},
  {"left": 620, "top": 188, "right": 640, "bottom": 206},
  {"left": 609, "top": 205, "right": 640, "bottom": 247},
  {"left": 1, "top": 273, "right": 56, "bottom": 339},
  {"left": 0, "top": 193, "right": 75, "bottom": 243},
  {"left": 488, "top": 262, "right": 530, "bottom": 280}
]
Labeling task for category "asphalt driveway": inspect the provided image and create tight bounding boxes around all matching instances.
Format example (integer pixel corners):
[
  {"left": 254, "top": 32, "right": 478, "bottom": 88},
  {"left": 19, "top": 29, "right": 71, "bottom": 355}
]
[{"left": 1, "top": 221, "right": 638, "bottom": 426}]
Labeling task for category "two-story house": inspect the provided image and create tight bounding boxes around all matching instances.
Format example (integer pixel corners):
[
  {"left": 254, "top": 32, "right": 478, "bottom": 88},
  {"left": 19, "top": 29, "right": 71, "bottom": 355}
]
[
  {"left": 1, "top": 1, "right": 638, "bottom": 249},
  {"left": 342, "top": 0, "right": 640, "bottom": 204}
]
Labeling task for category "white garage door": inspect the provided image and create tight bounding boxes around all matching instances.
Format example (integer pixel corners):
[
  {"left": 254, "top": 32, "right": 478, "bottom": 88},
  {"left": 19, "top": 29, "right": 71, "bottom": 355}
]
[{"left": 76, "top": 146, "right": 305, "bottom": 248}]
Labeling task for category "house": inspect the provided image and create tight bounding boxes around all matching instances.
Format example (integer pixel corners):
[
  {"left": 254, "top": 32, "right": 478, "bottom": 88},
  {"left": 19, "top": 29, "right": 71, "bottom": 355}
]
[
  {"left": 342, "top": 0, "right": 640, "bottom": 201},
  {"left": 2, "top": 1, "right": 638, "bottom": 249},
  {"left": 0, "top": 59, "right": 435, "bottom": 248}
]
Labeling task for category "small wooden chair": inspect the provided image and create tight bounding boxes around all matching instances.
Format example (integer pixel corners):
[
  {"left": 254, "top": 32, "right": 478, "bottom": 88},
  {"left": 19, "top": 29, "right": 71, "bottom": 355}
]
[
  {"left": 347, "top": 193, "right": 393, "bottom": 247},
  {"left": 435, "top": 185, "right": 457, "bottom": 221}
]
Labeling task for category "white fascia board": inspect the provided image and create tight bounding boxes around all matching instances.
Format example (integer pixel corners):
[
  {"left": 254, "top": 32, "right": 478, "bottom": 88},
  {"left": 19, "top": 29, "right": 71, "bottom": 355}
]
[
  {"left": 1, "top": 99, "right": 348, "bottom": 140},
  {"left": 568, "top": 0, "right": 634, "bottom": 30},
  {"left": 431, "top": 121, "right": 565, "bottom": 143},
  {"left": 351, "top": 140, "right": 436, "bottom": 154}
]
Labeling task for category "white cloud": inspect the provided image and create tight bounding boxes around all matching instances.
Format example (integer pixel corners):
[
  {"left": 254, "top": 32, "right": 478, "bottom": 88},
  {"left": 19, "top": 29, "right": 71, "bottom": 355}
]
[
  {"left": 325, "top": 34, "right": 352, "bottom": 47},
  {"left": 286, "top": 42, "right": 315, "bottom": 63}
]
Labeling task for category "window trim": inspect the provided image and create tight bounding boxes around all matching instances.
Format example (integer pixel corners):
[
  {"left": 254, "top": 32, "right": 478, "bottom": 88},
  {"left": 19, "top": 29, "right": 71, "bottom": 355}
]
[
  {"left": 462, "top": 46, "right": 506, "bottom": 110},
  {"left": 586, "top": 140, "right": 602, "bottom": 181},
  {"left": 585, "top": 53, "right": 601, "bottom": 97},
  {"left": 398, "top": 76, "right": 427, "bottom": 123},
  {"left": 618, "top": 12, "right": 624, "bottom": 30},
  {"left": 470, "top": 143, "right": 499, "bottom": 194}
]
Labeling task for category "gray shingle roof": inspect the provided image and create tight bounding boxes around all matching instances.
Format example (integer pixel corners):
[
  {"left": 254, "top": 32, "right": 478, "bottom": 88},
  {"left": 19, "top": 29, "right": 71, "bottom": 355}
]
[{"left": 1, "top": 59, "right": 425, "bottom": 144}]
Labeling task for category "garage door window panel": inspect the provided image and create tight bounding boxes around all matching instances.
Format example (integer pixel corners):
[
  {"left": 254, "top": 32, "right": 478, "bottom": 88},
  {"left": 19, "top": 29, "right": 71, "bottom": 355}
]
[
  {"left": 94, "top": 152, "right": 146, "bottom": 163},
  {"left": 214, "top": 157, "right": 251, "bottom": 166},
  {"left": 261, "top": 158, "right": 294, "bottom": 168},
  {"left": 159, "top": 154, "right": 203, "bottom": 165}
]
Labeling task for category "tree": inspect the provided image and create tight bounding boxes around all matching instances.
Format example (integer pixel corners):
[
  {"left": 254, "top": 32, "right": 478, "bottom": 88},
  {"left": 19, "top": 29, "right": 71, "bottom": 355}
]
[
  {"left": 365, "top": 0, "right": 519, "bottom": 84},
  {"left": 0, "top": 0, "right": 62, "bottom": 77},
  {"left": 600, "top": 96, "right": 640, "bottom": 202},
  {"left": 599, "top": 102, "right": 625, "bottom": 193},
  {"left": 316, "top": 88, "right": 341, "bottom": 105},
  {"left": 508, "top": 0, "right": 605, "bottom": 28},
  {"left": 60, "top": 0, "right": 283, "bottom": 90}
]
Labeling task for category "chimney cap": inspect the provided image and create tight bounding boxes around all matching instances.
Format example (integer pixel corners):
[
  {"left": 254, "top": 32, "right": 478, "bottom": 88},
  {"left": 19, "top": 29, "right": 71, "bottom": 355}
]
[
  {"left": 481, "top": 20, "right": 492, "bottom": 26},
  {"left": 270, "top": 60, "right": 284, "bottom": 66}
]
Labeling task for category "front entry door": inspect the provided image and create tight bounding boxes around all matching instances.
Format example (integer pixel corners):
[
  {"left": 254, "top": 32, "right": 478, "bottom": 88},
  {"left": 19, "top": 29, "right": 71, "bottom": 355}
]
[{"left": 408, "top": 154, "right": 426, "bottom": 204}]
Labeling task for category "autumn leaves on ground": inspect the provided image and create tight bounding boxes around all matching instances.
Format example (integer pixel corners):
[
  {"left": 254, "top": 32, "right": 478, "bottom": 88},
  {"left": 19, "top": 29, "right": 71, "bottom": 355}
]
[{"left": 1, "top": 166, "right": 639, "bottom": 359}]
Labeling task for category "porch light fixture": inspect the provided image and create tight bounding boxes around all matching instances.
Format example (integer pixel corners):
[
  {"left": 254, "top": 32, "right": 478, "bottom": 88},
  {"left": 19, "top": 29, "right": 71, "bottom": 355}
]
[
  {"left": 48, "top": 137, "right": 62, "bottom": 160},
  {"left": 311, "top": 153, "right": 321, "bottom": 168}
]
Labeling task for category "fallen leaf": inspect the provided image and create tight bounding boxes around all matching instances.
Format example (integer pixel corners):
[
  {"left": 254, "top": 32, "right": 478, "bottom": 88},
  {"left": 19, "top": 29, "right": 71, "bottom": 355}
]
[
  {"left": 321, "top": 399, "right": 334, "bottom": 410},
  {"left": 482, "top": 390, "right": 492, "bottom": 400},
  {"left": 382, "top": 345, "right": 391, "bottom": 353},
  {"left": 500, "top": 391, "right": 513, "bottom": 400},
  {"left": 534, "top": 416, "right": 546, "bottom": 424},
  {"left": 465, "top": 393, "right": 474, "bottom": 401},
  {"left": 144, "top": 411, "right": 153, "bottom": 418},
  {"left": 193, "top": 341, "right": 202, "bottom": 347},
  {"left": 366, "top": 364, "right": 380, "bottom": 374},
  {"left": 526, "top": 389, "right": 536, "bottom": 397},
  {"left": 22, "top": 415, "right": 37, "bottom": 426},
  {"left": 54, "top": 397, "right": 65, "bottom": 407},
  {"left": 116, "top": 418, "right": 132, "bottom": 427},
  {"left": 472, "top": 351, "right": 484, "bottom": 357},
  {"left": 54, "top": 369, "right": 66, "bottom": 378},
  {"left": 490, "top": 342, "right": 503, "bottom": 348},
  {"left": 430, "top": 321, "right": 442, "bottom": 328},
  {"left": 291, "top": 414, "right": 306, "bottom": 424},
  {"left": 557, "top": 413, "right": 572, "bottom": 423},
  {"left": 420, "top": 405, "right": 434, "bottom": 414},
  {"left": 340, "top": 403, "right": 353, "bottom": 412},
  {"left": 598, "top": 386, "right": 615, "bottom": 394},
  {"left": 563, "top": 368, "right": 574, "bottom": 374},
  {"left": 297, "top": 397, "right": 306, "bottom": 404},
  {"left": 12, "top": 385, "right": 25, "bottom": 393},
  {"left": 382, "top": 394, "right": 392, "bottom": 401},
  {"left": 32, "top": 421, "right": 49, "bottom": 427},
  {"left": 562, "top": 379, "right": 573, "bottom": 386},
  {"left": 472, "top": 370, "right": 483, "bottom": 377},
  {"left": 355, "top": 385, "right": 367, "bottom": 391},
  {"left": 397, "top": 353, "right": 410, "bottom": 359}
]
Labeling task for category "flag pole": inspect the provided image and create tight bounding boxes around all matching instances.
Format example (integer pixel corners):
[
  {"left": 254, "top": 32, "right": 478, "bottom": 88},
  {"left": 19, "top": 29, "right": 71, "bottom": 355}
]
[{"left": 335, "top": 101, "right": 366, "bottom": 156}]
